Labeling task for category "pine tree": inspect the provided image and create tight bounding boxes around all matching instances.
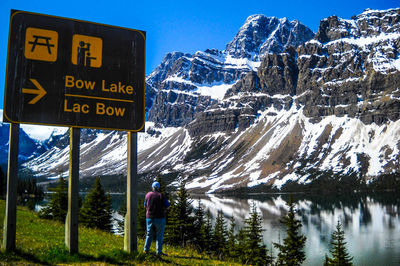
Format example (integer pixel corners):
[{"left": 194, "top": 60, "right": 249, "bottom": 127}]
[
  {"left": 164, "top": 180, "right": 194, "bottom": 246},
  {"left": 80, "top": 177, "right": 113, "bottom": 232},
  {"left": 204, "top": 209, "right": 213, "bottom": 253},
  {"left": 17, "top": 177, "right": 44, "bottom": 200},
  {"left": 225, "top": 215, "right": 238, "bottom": 259},
  {"left": 117, "top": 195, "right": 146, "bottom": 237},
  {"left": 240, "top": 202, "right": 271, "bottom": 265},
  {"left": 155, "top": 175, "right": 169, "bottom": 197},
  {"left": 117, "top": 195, "right": 126, "bottom": 235},
  {"left": 155, "top": 175, "right": 172, "bottom": 230},
  {"left": 236, "top": 227, "right": 247, "bottom": 256},
  {"left": 137, "top": 198, "right": 147, "bottom": 238},
  {"left": 274, "top": 196, "right": 306, "bottom": 266},
  {"left": 324, "top": 220, "right": 353, "bottom": 266},
  {"left": 16, "top": 167, "right": 44, "bottom": 208},
  {"left": 193, "top": 199, "right": 207, "bottom": 251},
  {"left": 38, "top": 176, "right": 68, "bottom": 222},
  {"left": 212, "top": 210, "right": 227, "bottom": 258}
]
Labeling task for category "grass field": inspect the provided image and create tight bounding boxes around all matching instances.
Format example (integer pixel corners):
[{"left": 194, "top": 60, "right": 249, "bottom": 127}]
[{"left": 0, "top": 200, "right": 238, "bottom": 265}]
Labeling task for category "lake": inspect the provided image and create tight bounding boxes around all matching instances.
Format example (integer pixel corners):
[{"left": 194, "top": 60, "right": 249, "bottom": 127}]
[
  {"left": 39, "top": 192, "right": 400, "bottom": 265},
  {"left": 194, "top": 192, "right": 400, "bottom": 265}
]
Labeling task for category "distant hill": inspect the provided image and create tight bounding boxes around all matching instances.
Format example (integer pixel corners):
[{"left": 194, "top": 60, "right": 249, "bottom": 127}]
[{"left": 0, "top": 111, "right": 67, "bottom": 170}]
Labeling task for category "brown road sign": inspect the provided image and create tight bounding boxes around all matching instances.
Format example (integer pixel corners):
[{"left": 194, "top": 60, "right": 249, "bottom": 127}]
[{"left": 4, "top": 10, "right": 146, "bottom": 131}]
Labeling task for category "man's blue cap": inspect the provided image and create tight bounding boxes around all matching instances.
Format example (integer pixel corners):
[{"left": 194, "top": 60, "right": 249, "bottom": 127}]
[{"left": 152, "top": 181, "right": 160, "bottom": 189}]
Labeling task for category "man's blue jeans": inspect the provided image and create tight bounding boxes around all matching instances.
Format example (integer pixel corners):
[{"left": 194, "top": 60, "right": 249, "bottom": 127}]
[{"left": 144, "top": 218, "right": 166, "bottom": 254}]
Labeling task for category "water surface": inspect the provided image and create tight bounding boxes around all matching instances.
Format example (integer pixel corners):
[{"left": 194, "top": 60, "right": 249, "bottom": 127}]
[{"left": 195, "top": 193, "right": 400, "bottom": 265}]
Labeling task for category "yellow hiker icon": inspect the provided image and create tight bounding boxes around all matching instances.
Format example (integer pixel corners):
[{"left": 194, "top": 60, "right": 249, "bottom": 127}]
[
  {"left": 25, "top": 27, "right": 58, "bottom": 62},
  {"left": 71, "top": 34, "right": 102, "bottom": 68}
]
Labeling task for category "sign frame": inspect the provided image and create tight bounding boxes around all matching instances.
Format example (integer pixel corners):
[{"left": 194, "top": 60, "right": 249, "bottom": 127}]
[{"left": 4, "top": 10, "right": 146, "bottom": 132}]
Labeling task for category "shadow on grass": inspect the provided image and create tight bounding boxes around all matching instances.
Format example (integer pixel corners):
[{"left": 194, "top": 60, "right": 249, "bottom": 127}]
[
  {"left": 140, "top": 252, "right": 177, "bottom": 265},
  {"left": 170, "top": 254, "right": 208, "bottom": 260},
  {"left": 97, "top": 248, "right": 149, "bottom": 265},
  {"left": 141, "top": 252, "right": 209, "bottom": 265},
  {"left": 0, "top": 246, "right": 150, "bottom": 265},
  {"left": 0, "top": 249, "right": 45, "bottom": 265}
]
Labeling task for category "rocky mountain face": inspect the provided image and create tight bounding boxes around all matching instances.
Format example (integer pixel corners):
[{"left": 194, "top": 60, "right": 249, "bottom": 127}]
[
  {"left": 0, "top": 123, "right": 50, "bottom": 169},
  {"left": 225, "top": 15, "right": 315, "bottom": 59},
  {"left": 297, "top": 8, "right": 400, "bottom": 125},
  {"left": 146, "top": 15, "right": 314, "bottom": 128},
  {"left": 190, "top": 8, "right": 400, "bottom": 137},
  {"left": 21, "top": 8, "right": 400, "bottom": 193}
]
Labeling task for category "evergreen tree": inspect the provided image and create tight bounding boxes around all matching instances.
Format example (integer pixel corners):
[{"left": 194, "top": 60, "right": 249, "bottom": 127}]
[
  {"left": 324, "top": 220, "right": 353, "bottom": 266},
  {"left": 236, "top": 227, "right": 247, "bottom": 256},
  {"left": 117, "top": 195, "right": 126, "bottom": 235},
  {"left": 16, "top": 168, "right": 44, "bottom": 207},
  {"left": 17, "top": 177, "right": 44, "bottom": 200},
  {"left": 212, "top": 210, "right": 227, "bottom": 258},
  {"left": 38, "top": 176, "right": 68, "bottom": 222},
  {"left": 204, "top": 209, "right": 213, "bottom": 253},
  {"left": 164, "top": 180, "right": 194, "bottom": 246},
  {"left": 137, "top": 198, "right": 147, "bottom": 238},
  {"left": 117, "top": 196, "right": 146, "bottom": 237},
  {"left": 193, "top": 199, "right": 207, "bottom": 251},
  {"left": 274, "top": 196, "right": 306, "bottom": 266},
  {"left": 155, "top": 175, "right": 171, "bottom": 229},
  {"left": 80, "top": 177, "right": 113, "bottom": 232},
  {"left": 225, "top": 215, "right": 239, "bottom": 259},
  {"left": 155, "top": 175, "right": 169, "bottom": 197},
  {"left": 240, "top": 202, "right": 271, "bottom": 265}
]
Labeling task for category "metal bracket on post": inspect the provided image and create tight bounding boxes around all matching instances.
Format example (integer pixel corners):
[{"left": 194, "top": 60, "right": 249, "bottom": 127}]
[
  {"left": 124, "top": 132, "right": 138, "bottom": 253},
  {"left": 65, "top": 127, "right": 80, "bottom": 254},
  {"left": 2, "top": 123, "right": 19, "bottom": 252}
]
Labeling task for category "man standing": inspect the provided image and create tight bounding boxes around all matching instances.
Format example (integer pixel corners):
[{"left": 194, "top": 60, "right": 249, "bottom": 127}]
[{"left": 144, "top": 181, "right": 170, "bottom": 255}]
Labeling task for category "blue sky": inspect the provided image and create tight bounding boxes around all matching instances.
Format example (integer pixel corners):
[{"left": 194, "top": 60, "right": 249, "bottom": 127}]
[{"left": 0, "top": 0, "right": 398, "bottom": 109}]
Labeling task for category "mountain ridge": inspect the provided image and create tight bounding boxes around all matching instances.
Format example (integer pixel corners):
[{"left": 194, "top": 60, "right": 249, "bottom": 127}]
[{"left": 146, "top": 14, "right": 314, "bottom": 127}]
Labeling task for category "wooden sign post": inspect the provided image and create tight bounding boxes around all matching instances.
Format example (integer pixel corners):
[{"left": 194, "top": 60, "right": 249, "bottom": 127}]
[
  {"left": 124, "top": 132, "right": 138, "bottom": 252},
  {"left": 2, "top": 123, "right": 19, "bottom": 251},
  {"left": 65, "top": 128, "right": 80, "bottom": 253}
]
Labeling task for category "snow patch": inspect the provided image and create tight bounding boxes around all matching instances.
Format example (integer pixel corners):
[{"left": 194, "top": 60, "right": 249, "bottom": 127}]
[
  {"left": 248, "top": 171, "right": 279, "bottom": 187},
  {"left": 21, "top": 125, "right": 68, "bottom": 141},
  {"left": 273, "top": 172, "right": 300, "bottom": 189},
  {"left": 196, "top": 83, "right": 234, "bottom": 100},
  {"left": 163, "top": 75, "right": 236, "bottom": 100}
]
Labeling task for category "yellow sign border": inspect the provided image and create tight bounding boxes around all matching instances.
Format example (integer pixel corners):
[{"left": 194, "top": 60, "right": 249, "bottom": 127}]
[{"left": 3, "top": 10, "right": 146, "bottom": 132}]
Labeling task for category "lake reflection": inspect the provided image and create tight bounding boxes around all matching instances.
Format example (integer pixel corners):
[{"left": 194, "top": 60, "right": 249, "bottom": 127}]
[{"left": 194, "top": 193, "right": 400, "bottom": 266}]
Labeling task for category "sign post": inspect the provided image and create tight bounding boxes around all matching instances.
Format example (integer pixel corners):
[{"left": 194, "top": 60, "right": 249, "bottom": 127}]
[
  {"left": 2, "top": 123, "right": 19, "bottom": 251},
  {"left": 65, "top": 128, "right": 80, "bottom": 254},
  {"left": 3, "top": 10, "right": 145, "bottom": 253},
  {"left": 125, "top": 132, "right": 138, "bottom": 252}
]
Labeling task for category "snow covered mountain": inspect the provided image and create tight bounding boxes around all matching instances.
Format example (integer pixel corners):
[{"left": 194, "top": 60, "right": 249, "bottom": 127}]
[
  {"left": 0, "top": 110, "right": 65, "bottom": 168},
  {"left": 22, "top": 8, "right": 400, "bottom": 193},
  {"left": 146, "top": 15, "right": 314, "bottom": 127}
]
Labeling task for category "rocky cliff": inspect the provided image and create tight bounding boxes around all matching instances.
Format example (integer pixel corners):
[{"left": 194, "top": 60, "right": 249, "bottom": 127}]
[
  {"left": 189, "top": 8, "right": 400, "bottom": 136},
  {"left": 0, "top": 123, "right": 52, "bottom": 168},
  {"left": 146, "top": 15, "right": 314, "bottom": 128},
  {"left": 298, "top": 8, "right": 400, "bottom": 124}
]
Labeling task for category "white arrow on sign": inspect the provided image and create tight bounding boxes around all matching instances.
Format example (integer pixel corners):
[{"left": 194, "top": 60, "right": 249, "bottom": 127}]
[{"left": 22, "top": 79, "right": 47, "bottom": 104}]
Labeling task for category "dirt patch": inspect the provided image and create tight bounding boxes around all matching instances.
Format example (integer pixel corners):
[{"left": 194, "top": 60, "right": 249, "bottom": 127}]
[{"left": 260, "top": 122, "right": 303, "bottom": 177}]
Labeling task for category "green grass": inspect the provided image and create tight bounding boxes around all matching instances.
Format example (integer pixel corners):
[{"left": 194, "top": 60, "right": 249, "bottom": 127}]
[{"left": 0, "top": 200, "right": 239, "bottom": 265}]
